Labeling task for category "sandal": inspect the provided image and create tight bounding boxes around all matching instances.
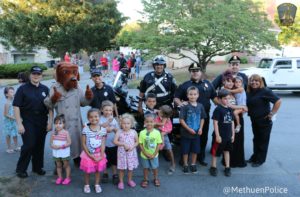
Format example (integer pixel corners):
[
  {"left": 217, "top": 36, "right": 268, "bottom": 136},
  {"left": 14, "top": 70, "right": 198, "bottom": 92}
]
[
  {"left": 140, "top": 180, "right": 149, "bottom": 188},
  {"left": 83, "top": 185, "right": 91, "bottom": 193},
  {"left": 153, "top": 179, "right": 160, "bottom": 187}
]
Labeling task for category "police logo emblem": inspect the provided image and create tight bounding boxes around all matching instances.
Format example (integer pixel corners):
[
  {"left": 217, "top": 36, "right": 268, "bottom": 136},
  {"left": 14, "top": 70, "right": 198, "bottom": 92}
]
[
  {"left": 42, "top": 92, "right": 46, "bottom": 97},
  {"left": 104, "top": 92, "right": 108, "bottom": 97}
]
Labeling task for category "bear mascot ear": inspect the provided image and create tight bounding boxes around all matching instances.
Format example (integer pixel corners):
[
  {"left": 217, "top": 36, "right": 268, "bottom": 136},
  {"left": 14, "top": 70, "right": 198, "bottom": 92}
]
[{"left": 55, "top": 63, "right": 64, "bottom": 85}]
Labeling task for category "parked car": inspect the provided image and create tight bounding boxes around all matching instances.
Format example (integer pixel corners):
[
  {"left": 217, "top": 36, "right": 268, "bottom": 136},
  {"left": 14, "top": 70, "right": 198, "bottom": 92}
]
[{"left": 240, "top": 57, "right": 300, "bottom": 92}]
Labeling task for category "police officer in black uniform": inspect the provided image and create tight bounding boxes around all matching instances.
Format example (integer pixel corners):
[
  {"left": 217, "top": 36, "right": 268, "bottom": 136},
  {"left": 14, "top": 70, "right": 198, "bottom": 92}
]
[
  {"left": 138, "top": 55, "right": 177, "bottom": 113},
  {"left": 174, "top": 63, "right": 217, "bottom": 166},
  {"left": 13, "top": 66, "right": 53, "bottom": 178},
  {"left": 212, "top": 55, "right": 248, "bottom": 90},
  {"left": 90, "top": 68, "right": 119, "bottom": 116}
]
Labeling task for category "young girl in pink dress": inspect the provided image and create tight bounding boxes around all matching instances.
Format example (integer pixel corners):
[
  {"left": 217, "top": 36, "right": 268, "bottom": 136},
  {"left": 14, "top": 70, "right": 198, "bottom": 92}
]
[
  {"left": 80, "top": 109, "right": 107, "bottom": 194},
  {"left": 113, "top": 113, "right": 139, "bottom": 190},
  {"left": 154, "top": 105, "right": 176, "bottom": 174}
]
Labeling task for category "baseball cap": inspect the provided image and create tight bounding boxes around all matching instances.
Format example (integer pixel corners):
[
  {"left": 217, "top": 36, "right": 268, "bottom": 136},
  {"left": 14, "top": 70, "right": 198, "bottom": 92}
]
[
  {"left": 90, "top": 68, "right": 102, "bottom": 77},
  {"left": 30, "top": 66, "right": 43, "bottom": 74}
]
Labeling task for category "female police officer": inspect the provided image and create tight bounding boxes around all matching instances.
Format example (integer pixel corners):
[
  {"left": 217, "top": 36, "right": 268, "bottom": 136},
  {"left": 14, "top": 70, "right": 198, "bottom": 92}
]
[
  {"left": 138, "top": 55, "right": 177, "bottom": 113},
  {"left": 13, "top": 66, "right": 53, "bottom": 178},
  {"left": 174, "top": 63, "right": 217, "bottom": 166}
]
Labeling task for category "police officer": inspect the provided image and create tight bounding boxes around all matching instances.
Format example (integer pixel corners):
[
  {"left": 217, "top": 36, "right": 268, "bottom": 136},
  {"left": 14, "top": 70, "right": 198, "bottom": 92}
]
[
  {"left": 212, "top": 55, "right": 248, "bottom": 90},
  {"left": 174, "top": 63, "right": 217, "bottom": 166},
  {"left": 212, "top": 55, "right": 248, "bottom": 167},
  {"left": 13, "top": 66, "right": 53, "bottom": 178},
  {"left": 90, "top": 68, "right": 119, "bottom": 116},
  {"left": 138, "top": 55, "right": 177, "bottom": 113}
]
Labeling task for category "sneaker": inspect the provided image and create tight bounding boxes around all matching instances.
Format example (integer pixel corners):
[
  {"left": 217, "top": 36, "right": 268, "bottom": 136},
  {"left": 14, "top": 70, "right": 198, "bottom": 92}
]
[
  {"left": 83, "top": 185, "right": 91, "bottom": 193},
  {"left": 127, "top": 180, "right": 136, "bottom": 188},
  {"left": 168, "top": 166, "right": 176, "bottom": 175},
  {"left": 235, "top": 125, "right": 241, "bottom": 133},
  {"left": 112, "top": 174, "right": 119, "bottom": 185},
  {"left": 209, "top": 167, "right": 218, "bottom": 177},
  {"left": 55, "top": 177, "right": 63, "bottom": 185},
  {"left": 95, "top": 185, "right": 102, "bottom": 193},
  {"left": 224, "top": 168, "right": 231, "bottom": 177},
  {"left": 183, "top": 165, "right": 189, "bottom": 174},
  {"left": 6, "top": 149, "right": 14, "bottom": 154},
  {"left": 118, "top": 182, "right": 124, "bottom": 190},
  {"left": 102, "top": 173, "right": 109, "bottom": 183},
  {"left": 62, "top": 178, "right": 71, "bottom": 185},
  {"left": 190, "top": 165, "right": 198, "bottom": 174},
  {"left": 14, "top": 147, "right": 21, "bottom": 152}
]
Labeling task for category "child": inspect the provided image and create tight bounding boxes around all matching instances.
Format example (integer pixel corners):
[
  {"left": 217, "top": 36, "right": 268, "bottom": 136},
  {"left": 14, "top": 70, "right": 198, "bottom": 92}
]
[
  {"left": 80, "top": 108, "right": 107, "bottom": 193},
  {"left": 154, "top": 105, "right": 176, "bottom": 174},
  {"left": 50, "top": 114, "right": 72, "bottom": 185},
  {"left": 179, "top": 86, "right": 206, "bottom": 174},
  {"left": 144, "top": 93, "right": 157, "bottom": 114},
  {"left": 113, "top": 113, "right": 139, "bottom": 190},
  {"left": 230, "top": 76, "right": 247, "bottom": 132},
  {"left": 222, "top": 71, "right": 247, "bottom": 133},
  {"left": 112, "top": 56, "right": 120, "bottom": 77},
  {"left": 3, "top": 87, "right": 20, "bottom": 153},
  {"left": 210, "top": 89, "right": 235, "bottom": 177},
  {"left": 100, "top": 100, "right": 119, "bottom": 185},
  {"left": 139, "top": 112, "right": 162, "bottom": 188}
]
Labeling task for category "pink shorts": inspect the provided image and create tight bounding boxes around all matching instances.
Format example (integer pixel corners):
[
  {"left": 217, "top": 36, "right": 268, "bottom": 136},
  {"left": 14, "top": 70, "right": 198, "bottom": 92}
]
[{"left": 80, "top": 151, "right": 107, "bottom": 173}]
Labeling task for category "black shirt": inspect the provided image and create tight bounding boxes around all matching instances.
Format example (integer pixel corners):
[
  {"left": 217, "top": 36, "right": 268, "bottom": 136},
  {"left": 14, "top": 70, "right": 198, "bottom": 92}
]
[
  {"left": 247, "top": 88, "right": 280, "bottom": 119},
  {"left": 175, "top": 79, "right": 216, "bottom": 112},
  {"left": 90, "top": 83, "right": 117, "bottom": 109},
  {"left": 13, "top": 82, "right": 49, "bottom": 126},
  {"left": 212, "top": 105, "right": 234, "bottom": 141},
  {"left": 140, "top": 71, "right": 177, "bottom": 105},
  {"left": 212, "top": 72, "right": 248, "bottom": 90}
]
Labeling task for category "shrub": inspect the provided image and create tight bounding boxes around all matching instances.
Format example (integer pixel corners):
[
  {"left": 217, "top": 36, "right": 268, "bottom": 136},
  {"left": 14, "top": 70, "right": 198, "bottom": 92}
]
[
  {"left": 240, "top": 57, "right": 248, "bottom": 64},
  {"left": 0, "top": 63, "right": 47, "bottom": 78}
]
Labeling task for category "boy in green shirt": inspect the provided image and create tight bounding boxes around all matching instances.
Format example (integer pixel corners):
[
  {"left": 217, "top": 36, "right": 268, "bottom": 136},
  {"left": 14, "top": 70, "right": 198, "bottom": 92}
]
[{"left": 139, "top": 112, "right": 162, "bottom": 188}]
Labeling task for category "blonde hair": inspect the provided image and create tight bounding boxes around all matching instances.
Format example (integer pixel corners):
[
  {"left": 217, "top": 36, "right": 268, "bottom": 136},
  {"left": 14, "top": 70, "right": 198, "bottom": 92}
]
[
  {"left": 247, "top": 74, "right": 265, "bottom": 92},
  {"left": 120, "top": 113, "right": 137, "bottom": 128},
  {"left": 101, "top": 100, "right": 114, "bottom": 110}
]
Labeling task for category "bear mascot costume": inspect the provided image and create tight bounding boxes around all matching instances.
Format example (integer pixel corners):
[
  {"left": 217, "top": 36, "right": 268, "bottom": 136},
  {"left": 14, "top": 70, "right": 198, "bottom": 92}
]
[{"left": 44, "top": 62, "right": 93, "bottom": 166}]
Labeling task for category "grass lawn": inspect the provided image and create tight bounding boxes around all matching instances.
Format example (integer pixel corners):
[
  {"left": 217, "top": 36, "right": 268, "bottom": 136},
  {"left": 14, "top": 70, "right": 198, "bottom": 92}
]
[
  {"left": 0, "top": 68, "right": 55, "bottom": 87},
  {"left": 128, "top": 63, "right": 254, "bottom": 88}
]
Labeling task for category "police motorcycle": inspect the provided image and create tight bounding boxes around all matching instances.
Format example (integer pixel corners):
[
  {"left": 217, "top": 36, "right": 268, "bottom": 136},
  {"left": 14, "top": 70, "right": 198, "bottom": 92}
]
[{"left": 112, "top": 68, "right": 144, "bottom": 131}]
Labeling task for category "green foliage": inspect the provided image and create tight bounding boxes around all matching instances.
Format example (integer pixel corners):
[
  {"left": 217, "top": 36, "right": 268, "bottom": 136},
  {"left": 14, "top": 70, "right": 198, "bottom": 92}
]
[
  {"left": 240, "top": 57, "right": 248, "bottom": 64},
  {"left": 0, "top": 63, "right": 47, "bottom": 78},
  {"left": 120, "top": 0, "right": 278, "bottom": 72},
  {"left": 0, "top": 0, "right": 124, "bottom": 58}
]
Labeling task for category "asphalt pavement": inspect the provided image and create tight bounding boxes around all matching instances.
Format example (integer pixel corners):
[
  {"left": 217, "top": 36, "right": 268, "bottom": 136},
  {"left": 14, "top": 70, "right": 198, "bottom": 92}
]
[{"left": 0, "top": 68, "right": 300, "bottom": 197}]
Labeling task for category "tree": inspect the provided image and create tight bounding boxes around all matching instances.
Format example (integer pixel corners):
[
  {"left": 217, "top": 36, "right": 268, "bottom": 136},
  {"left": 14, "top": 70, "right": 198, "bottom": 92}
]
[
  {"left": 122, "top": 0, "right": 278, "bottom": 72},
  {"left": 0, "top": 0, "right": 124, "bottom": 58}
]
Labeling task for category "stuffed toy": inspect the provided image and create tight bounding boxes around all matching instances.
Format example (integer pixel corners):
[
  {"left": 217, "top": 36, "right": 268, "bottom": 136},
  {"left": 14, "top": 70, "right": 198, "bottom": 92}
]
[{"left": 44, "top": 62, "right": 93, "bottom": 164}]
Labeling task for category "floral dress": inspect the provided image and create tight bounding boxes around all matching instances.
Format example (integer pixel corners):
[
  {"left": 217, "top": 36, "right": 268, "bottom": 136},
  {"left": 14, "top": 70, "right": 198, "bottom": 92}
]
[
  {"left": 3, "top": 101, "right": 18, "bottom": 137},
  {"left": 117, "top": 129, "right": 139, "bottom": 170}
]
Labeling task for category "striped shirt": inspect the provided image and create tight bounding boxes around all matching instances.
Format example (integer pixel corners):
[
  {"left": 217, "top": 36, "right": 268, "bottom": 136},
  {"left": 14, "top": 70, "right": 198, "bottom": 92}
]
[{"left": 52, "top": 130, "right": 68, "bottom": 141}]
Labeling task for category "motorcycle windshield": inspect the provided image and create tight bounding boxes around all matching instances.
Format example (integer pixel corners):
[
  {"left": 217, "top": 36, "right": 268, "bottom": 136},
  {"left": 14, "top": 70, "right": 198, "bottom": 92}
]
[{"left": 113, "top": 71, "right": 128, "bottom": 97}]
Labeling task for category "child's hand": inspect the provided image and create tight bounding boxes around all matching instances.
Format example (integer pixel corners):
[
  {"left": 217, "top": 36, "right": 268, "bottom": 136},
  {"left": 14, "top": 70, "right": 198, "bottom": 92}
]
[
  {"left": 231, "top": 136, "right": 235, "bottom": 143},
  {"left": 189, "top": 128, "right": 196, "bottom": 135},
  {"left": 216, "top": 135, "right": 222, "bottom": 143},
  {"left": 242, "top": 106, "right": 248, "bottom": 112},
  {"left": 124, "top": 144, "right": 130, "bottom": 151},
  {"left": 198, "top": 129, "right": 202, "bottom": 136}
]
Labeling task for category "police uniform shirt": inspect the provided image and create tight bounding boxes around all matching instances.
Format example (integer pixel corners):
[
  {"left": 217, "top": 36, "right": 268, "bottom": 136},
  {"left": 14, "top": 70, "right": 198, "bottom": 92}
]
[
  {"left": 90, "top": 83, "right": 117, "bottom": 109},
  {"left": 212, "top": 72, "right": 248, "bottom": 90},
  {"left": 246, "top": 88, "right": 279, "bottom": 119},
  {"left": 13, "top": 82, "right": 49, "bottom": 126},
  {"left": 140, "top": 71, "right": 177, "bottom": 103},
  {"left": 174, "top": 80, "right": 216, "bottom": 112}
]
